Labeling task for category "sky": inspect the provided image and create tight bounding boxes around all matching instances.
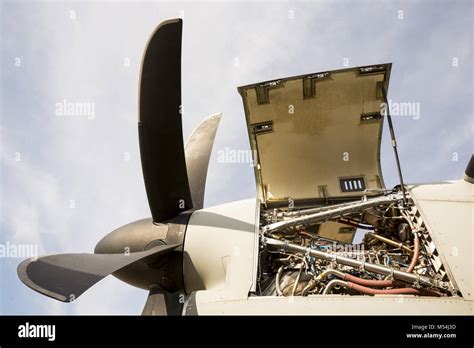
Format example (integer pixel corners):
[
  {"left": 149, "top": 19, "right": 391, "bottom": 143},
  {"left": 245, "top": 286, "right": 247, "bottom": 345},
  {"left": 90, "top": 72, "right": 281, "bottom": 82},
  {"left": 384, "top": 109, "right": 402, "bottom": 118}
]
[{"left": 1, "top": 0, "right": 472, "bottom": 315}]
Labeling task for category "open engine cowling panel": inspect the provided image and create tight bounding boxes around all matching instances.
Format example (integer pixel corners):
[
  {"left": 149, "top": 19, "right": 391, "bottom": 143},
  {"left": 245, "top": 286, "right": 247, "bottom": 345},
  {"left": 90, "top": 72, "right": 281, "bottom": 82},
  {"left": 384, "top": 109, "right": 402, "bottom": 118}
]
[{"left": 239, "top": 64, "right": 390, "bottom": 207}]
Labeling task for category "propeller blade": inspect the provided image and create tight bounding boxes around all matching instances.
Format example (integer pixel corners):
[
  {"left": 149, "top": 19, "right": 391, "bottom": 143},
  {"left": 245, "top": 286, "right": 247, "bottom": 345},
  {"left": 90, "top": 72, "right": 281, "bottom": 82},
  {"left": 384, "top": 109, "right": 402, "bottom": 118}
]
[
  {"left": 139, "top": 18, "right": 192, "bottom": 223},
  {"left": 17, "top": 244, "right": 180, "bottom": 302},
  {"left": 185, "top": 113, "right": 222, "bottom": 210}
]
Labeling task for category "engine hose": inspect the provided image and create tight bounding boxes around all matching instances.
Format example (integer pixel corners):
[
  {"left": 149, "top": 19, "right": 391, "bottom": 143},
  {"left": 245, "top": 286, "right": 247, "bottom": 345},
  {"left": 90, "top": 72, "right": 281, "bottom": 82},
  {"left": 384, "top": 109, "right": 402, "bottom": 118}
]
[
  {"left": 317, "top": 268, "right": 394, "bottom": 287},
  {"left": 347, "top": 282, "right": 420, "bottom": 295},
  {"left": 323, "top": 279, "right": 443, "bottom": 296},
  {"left": 399, "top": 211, "right": 420, "bottom": 273},
  {"left": 343, "top": 273, "right": 394, "bottom": 288},
  {"left": 275, "top": 265, "right": 284, "bottom": 296},
  {"left": 406, "top": 231, "right": 419, "bottom": 273},
  {"left": 346, "top": 281, "right": 441, "bottom": 297}
]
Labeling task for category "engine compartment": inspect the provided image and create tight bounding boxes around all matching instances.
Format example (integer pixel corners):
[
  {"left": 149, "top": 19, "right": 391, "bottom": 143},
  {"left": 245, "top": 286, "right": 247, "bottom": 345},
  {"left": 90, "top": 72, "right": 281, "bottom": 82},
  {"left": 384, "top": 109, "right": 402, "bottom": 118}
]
[{"left": 256, "top": 187, "right": 459, "bottom": 298}]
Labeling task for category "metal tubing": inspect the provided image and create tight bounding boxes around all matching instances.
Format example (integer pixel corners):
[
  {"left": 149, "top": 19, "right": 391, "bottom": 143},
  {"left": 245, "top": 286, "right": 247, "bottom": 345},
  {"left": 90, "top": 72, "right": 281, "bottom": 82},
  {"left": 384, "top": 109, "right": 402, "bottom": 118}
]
[
  {"left": 323, "top": 279, "right": 348, "bottom": 294},
  {"left": 264, "top": 237, "right": 448, "bottom": 290},
  {"left": 275, "top": 265, "right": 284, "bottom": 296},
  {"left": 315, "top": 269, "right": 345, "bottom": 282},
  {"left": 263, "top": 194, "right": 402, "bottom": 233},
  {"left": 366, "top": 233, "right": 413, "bottom": 255},
  {"left": 281, "top": 198, "right": 382, "bottom": 218}
]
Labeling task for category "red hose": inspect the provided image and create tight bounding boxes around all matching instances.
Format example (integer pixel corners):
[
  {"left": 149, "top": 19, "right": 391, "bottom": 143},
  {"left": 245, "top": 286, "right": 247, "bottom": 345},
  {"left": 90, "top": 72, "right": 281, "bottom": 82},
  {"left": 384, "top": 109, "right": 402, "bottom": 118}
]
[
  {"left": 346, "top": 281, "right": 442, "bottom": 297},
  {"left": 339, "top": 231, "right": 419, "bottom": 287},
  {"left": 347, "top": 282, "right": 421, "bottom": 295},
  {"left": 345, "top": 233, "right": 432, "bottom": 296},
  {"left": 333, "top": 230, "right": 431, "bottom": 296},
  {"left": 343, "top": 273, "right": 394, "bottom": 287},
  {"left": 406, "top": 232, "right": 419, "bottom": 273}
]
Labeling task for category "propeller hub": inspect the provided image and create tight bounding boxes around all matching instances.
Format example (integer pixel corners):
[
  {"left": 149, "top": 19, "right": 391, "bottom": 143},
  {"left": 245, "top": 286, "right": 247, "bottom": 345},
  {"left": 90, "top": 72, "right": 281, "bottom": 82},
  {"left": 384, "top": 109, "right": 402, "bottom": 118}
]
[
  {"left": 94, "top": 218, "right": 168, "bottom": 255},
  {"left": 94, "top": 214, "right": 191, "bottom": 292}
]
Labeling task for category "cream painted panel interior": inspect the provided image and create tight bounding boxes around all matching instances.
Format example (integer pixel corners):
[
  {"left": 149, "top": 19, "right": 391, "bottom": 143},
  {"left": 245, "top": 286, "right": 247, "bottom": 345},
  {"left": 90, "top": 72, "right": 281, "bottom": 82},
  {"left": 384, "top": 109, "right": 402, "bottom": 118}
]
[{"left": 241, "top": 68, "right": 387, "bottom": 202}]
